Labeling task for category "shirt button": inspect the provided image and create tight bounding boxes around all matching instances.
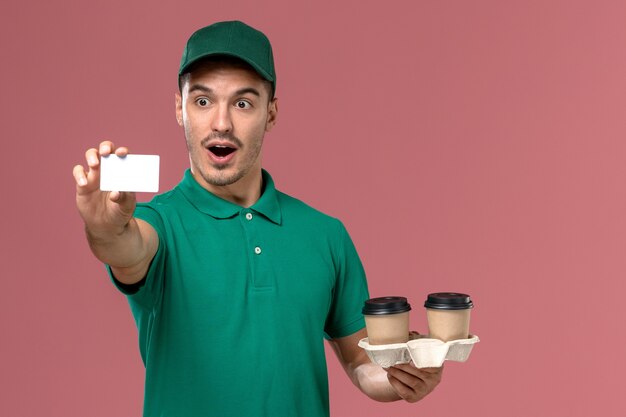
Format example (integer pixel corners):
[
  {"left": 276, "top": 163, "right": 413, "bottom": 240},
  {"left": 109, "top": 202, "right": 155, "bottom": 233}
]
[
  {"left": 254, "top": 246, "right": 262, "bottom": 255},
  {"left": 246, "top": 213, "right": 253, "bottom": 220}
]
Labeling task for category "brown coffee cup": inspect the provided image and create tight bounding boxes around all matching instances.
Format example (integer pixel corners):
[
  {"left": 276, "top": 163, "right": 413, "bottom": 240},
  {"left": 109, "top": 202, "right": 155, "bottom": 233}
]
[
  {"left": 424, "top": 293, "right": 473, "bottom": 342},
  {"left": 362, "top": 296, "right": 411, "bottom": 345}
]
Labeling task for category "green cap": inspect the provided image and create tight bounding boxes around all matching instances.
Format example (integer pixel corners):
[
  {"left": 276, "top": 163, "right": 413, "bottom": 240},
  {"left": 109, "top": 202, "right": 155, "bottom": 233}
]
[{"left": 179, "top": 21, "right": 276, "bottom": 93}]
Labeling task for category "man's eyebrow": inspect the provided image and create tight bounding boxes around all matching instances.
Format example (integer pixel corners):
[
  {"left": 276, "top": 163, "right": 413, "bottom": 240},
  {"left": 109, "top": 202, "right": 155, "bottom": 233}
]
[
  {"left": 234, "top": 87, "right": 261, "bottom": 97},
  {"left": 187, "top": 85, "right": 261, "bottom": 98},
  {"left": 188, "top": 84, "right": 212, "bottom": 94}
]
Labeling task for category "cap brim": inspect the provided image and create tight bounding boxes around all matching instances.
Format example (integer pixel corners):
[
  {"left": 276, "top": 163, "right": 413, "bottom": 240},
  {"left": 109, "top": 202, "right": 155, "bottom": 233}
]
[{"left": 179, "top": 51, "right": 274, "bottom": 84}]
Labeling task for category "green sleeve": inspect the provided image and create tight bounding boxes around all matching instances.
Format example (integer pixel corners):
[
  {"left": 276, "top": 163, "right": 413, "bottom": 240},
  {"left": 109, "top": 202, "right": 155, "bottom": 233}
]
[{"left": 324, "top": 220, "right": 370, "bottom": 339}]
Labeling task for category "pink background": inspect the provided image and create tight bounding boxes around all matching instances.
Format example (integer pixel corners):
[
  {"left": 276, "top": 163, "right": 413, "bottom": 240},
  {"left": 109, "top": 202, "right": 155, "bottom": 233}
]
[{"left": 1, "top": 0, "right": 625, "bottom": 415}]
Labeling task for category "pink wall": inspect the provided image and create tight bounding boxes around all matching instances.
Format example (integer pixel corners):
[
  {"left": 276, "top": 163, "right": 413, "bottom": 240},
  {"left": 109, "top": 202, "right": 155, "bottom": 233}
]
[{"left": 2, "top": 0, "right": 625, "bottom": 415}]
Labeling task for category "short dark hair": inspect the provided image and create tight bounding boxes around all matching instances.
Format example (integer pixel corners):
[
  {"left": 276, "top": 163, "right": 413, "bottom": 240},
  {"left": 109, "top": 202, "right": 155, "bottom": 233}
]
[{"left": 178, "top": 55, "right": 274, "bottom": 100}]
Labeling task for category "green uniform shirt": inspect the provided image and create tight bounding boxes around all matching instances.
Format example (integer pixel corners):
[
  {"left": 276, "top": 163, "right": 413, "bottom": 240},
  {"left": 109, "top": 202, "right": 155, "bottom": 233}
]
[{"left": 109, "top": 169, "right": 369, "bottom": 417}]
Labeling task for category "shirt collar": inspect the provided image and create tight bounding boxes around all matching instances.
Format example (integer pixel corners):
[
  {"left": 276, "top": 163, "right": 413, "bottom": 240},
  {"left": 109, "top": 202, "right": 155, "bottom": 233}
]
[{"left": 178, "top": 169, "right": 282, "bottom": 225}]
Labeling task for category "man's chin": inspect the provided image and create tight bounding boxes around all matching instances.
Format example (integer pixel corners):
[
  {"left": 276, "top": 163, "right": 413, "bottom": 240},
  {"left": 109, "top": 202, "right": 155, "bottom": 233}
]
[{"left": 204, "top": 169, "right": 243, "bottom": 187}]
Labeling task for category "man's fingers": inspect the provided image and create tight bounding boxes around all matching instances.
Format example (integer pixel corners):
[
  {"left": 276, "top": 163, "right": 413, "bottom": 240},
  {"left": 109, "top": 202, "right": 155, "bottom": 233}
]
[
  {"left": 109, "top": 191, "right": 133, "bottom": 204},
  {"left": 386, "top": 364, "right": 443, "bottom": 403},
  {"left": 86, "top": 141, "right": 128, "bottom": 167},
  {"left": 77, "top": 142, "right": 129, "bottom": 194},
  {"left": 392, "top": 363, "right": 443, "bottom": 376},
  {"left": 99, "top": 140, "right": 129, "bottom": 157},
  {"left": 109, "top": 191, "right": 121, "bottom": 202},
  {"left": 99, "top": 140, "right": 114, "bottom": 156},
  {"left": 109, "top": 191, "right": 137, "bottom": 213},
  {"left": 85, "top": 148, "right": 100, "bottom": 169},
  {"left": 415, "top": 366, "right": 443, "bottom": 375},
  {"left": 386, "top": 374, "right": 418, "bottom": 403},
  {"left": 391, "top": 363, "right": 424, "bottom": 376},
  {"left": 115, "top": 146, "right": 129, "bottom": 157},
  {"left": 73, "top": 165, "right": 88, "bottom": 187},
  {"left": 386, "top": 365, "right": 426, "bottom": 388}
]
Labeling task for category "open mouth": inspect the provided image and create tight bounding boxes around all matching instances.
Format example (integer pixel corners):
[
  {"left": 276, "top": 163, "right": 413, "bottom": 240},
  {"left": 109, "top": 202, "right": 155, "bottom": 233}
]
[{"left": 209, "top": 145, "right": 236, "bottom": 158}]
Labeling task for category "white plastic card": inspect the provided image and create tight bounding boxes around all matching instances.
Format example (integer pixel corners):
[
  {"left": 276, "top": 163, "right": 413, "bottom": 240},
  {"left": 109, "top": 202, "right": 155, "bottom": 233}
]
[{"left": 100, "top": 154, "right": 160, "bottom": 192}]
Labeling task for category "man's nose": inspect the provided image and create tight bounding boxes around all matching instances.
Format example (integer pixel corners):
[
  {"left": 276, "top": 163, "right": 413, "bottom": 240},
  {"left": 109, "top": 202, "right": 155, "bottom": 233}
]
[{"left": 210, "top": 104, "right": 233, "bottom": 133}]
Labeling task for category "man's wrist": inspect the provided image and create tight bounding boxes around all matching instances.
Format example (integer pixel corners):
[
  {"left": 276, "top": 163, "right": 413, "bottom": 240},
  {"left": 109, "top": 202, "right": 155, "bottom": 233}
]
[
  {"left": 85, "top": 219, "right": 132, "bottom": 244},
  {"left": 354, "top": 363, "right": 402, "bottom": 402}
]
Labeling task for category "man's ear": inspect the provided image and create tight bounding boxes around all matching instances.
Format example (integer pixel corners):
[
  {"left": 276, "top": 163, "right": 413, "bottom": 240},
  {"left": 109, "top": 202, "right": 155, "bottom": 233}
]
[
  {"left": 265, "top": 97, "right": 278, "bottom": 132},
  {"left": 175, "top": 93, "right": 183, "bottom": 126}
]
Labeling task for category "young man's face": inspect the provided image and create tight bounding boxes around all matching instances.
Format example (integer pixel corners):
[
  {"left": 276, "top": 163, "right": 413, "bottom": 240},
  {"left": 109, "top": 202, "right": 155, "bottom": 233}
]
[{"left": 176, "top": 60, "right": 277, "bottom": 189}]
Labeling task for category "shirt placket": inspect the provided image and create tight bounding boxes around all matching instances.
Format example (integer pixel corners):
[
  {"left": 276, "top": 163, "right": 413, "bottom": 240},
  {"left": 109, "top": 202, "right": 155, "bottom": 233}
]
[{"left": 240, "top": 209, "right": 274, "bottom": 288}]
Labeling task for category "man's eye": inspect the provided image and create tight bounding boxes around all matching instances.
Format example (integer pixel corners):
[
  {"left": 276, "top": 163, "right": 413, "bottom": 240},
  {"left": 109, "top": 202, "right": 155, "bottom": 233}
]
[
  {"left": 235, "top": 100, "right": 251, "bottom": 109},
  {"left": 196, "top": 98, "right": 209, "bottom": 106}
]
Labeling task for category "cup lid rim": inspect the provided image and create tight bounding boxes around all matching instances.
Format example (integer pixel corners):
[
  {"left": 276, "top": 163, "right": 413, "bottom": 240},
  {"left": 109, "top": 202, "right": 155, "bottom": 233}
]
[
  {"left": 362, "top": 296, "right": 412, "bottom": 315},
  {"left": 424, "top": 292, "right": 474, "bottom": 310}
]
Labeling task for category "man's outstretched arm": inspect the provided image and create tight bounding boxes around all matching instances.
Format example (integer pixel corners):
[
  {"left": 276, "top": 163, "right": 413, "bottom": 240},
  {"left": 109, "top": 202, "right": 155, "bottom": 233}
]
[{"left": 73, "top": 140, "right": 158, "bottom": 284}]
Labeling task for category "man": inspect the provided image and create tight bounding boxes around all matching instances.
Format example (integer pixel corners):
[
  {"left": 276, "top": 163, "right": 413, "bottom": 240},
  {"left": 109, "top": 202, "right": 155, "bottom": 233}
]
[{"left": 73, "top": 21, "right": 442, "bottom": 416}]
